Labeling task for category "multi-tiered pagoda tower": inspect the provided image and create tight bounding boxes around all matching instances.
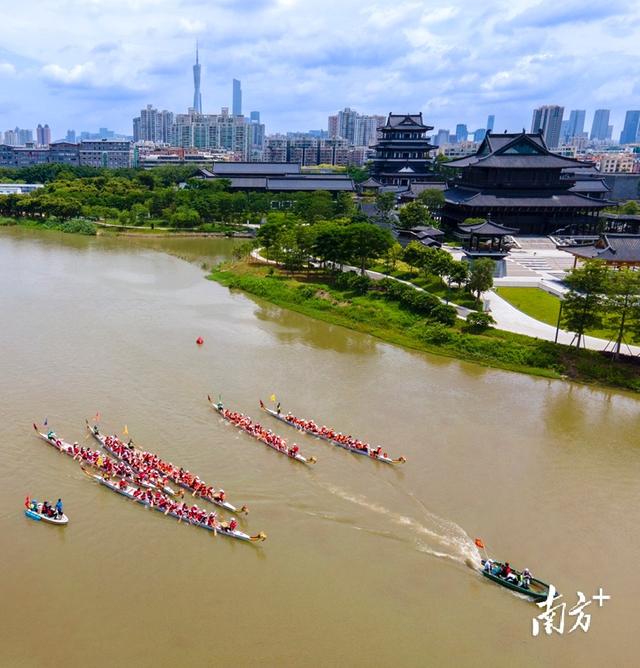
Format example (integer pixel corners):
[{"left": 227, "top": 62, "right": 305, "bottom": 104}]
[{"left": 370, "top": 113, "right": 437, "bottom": 187}]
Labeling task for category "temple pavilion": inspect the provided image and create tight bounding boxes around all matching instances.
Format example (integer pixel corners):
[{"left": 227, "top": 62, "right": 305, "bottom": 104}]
[
  {"left": 456, "top": 218, "right": 517, "bottom": 259},
  {"left": 371, "top": 113, "right": 437, "bottom": 187},
  {"left": 442, "top": 131, "right": 609, "bottom": 234}
]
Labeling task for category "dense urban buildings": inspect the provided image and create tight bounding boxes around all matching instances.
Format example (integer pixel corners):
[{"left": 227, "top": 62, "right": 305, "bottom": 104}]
[
  {"left": 0, "top": 139, "right": 132, "bottom": 168},
  {"left": 327, "top": 108, "right": 385, "bottom": 147},
  {"left": 442, "top": 131, "right": 609, "bottom": 234}
]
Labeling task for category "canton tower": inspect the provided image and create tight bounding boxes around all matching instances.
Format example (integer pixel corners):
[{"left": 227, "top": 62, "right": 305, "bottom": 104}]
[{"left": 193, "top": 42, "right": 202, "bottom": 113}]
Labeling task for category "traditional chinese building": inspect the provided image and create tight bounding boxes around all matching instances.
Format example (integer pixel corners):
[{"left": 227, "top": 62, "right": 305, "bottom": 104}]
[
  {"left": 561, "top": 234, "right": 640, "bottom": 268},
  {"left": 370, "top": 113, "right": 437, "bottom": 187},
  {"left": 442, "top": 131, "right": 610, "bottom": 234},
  {"left": 456, "top": 218, "right": 517, "bottom": 259}
]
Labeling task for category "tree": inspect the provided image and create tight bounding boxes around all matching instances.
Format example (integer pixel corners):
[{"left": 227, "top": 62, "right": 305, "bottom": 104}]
[
  {"left": 403, "top": 241, "right": 428, "bottom": 272},
  {"left": 375, "top": 192, "right": 396, "bottom": 219},
  {"left": 604, "top": 267, "right": 640, "bottom": 358},
  {"left": 343, "top": 222, "right": 394, "bottom": 274},
  {"left": 397, "top": 201, "right": 429, "bottom": 229},
  {"left": 462, "top": 217, "right": 485, "bottom": 226},
  {"left": 467, "top": 258, "right": 495, "bottom": 302},
  {"left": 384, "top": 242, "right": 404, "bottom": 273},
  {"left": 417, "top": 189, "right": 445, "bottom": 215},
  {"left": 465, "top": 312, "right": 496, "bottom": 332},
  {"left": 619, "top": 200, "right": 640, "bottom": 215},
  {"left": 448, "top": 260, "right": 469, "bottom": 288},
  {"left": 561, "top": 260, "right": 608, "bottom": 348}
]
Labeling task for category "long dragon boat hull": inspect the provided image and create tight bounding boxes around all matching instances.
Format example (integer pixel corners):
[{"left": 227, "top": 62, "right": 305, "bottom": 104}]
[
  {"left": 25, "top": 508, "right": 69, "bottom": 525},
  {"left": 481, "top": 560, "right": 554, "bottom": 603},
  {"left": 208, "top": 396, "right": 316, "bottom": 466},
  {"left": 34, "top": 424, "right": 160, "bottom": 493},
  {"left": 86, "top": 422, "right": 245, "bottom": 515},
  {"left": 84, "top": 470, "right": 264, "bottom": 543},
  {"left": 260, "top": 404, "right": 406, "bottom": 465}
]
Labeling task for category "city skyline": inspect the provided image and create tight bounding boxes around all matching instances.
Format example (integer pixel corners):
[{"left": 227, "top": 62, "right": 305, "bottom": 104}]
[{"left": 0, "top": 0, "right": 639, "bottom": 135}]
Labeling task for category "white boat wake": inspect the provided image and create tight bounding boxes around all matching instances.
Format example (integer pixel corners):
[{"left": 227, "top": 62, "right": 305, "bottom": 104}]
[{"left": 321, "top": 482, "right": 482, "bottom": 569}]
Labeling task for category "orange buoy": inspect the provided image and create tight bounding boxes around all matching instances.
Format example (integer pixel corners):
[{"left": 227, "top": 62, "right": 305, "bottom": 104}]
[{"left": 196, "top": 337, "right": 204, "bottom": 345}]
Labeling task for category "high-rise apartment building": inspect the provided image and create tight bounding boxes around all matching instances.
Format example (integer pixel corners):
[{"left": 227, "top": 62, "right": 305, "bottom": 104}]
[
  {"left": 328, "top": 115, "right": 339, "bottom": 138},
  {"left": 249, "top": 111, "right": 260, "bottom": 123},
  {"left": 590, "top": 109, "right": 610, "bottom": 141},
  {"left": 3, "top": 129, "right": 17, "bottom": 145},
  {"left": 232, "top": 79, "right": 242, "bottom": 116},
  {"left": 193, "top": 43, "right": 202, "bottom": 114},
  {"left": 134, "top": 105, "right": 174, "bottom": 143},
  {"left": 531, "top": 105, "right": 564, "bottom": 148},
  {"left": 327, "top": 108, "right": 383, "bottom": 145},
  {"left": 36, "top": 124, "right": 51, "bottom": 146},
  {"left": 171, "top": 109, "right": 249, "bottom": 159},
  {"left": 619, "top": 110, "right": 640, "bottom": 144},
  {"left": 65, "top": 129, "right": 76, "bottom": 143}
]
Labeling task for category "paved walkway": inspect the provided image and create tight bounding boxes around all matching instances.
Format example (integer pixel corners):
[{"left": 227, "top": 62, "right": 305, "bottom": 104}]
[{"left": 250, "top": 250, "right": 639, "bottom": 355}]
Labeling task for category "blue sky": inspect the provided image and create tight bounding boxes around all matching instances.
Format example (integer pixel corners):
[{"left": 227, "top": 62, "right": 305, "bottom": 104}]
[{"left": 0, "top": 0, "right": 639, "bottom": 139}]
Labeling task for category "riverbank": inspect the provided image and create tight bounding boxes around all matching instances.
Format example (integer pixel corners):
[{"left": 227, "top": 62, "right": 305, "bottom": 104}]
[
  {"left": 0, "top": 215, "right": 255, "bottom": 239},
  {"left": 209, "top": 259, "right": 640, "bottom": 392}
]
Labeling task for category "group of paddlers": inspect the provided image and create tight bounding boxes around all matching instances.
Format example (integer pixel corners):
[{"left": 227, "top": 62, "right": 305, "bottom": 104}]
[
  {"left": 96, "top": 429, "right": 230, "bottom": 505},
  {"left": 270, "top": 407, "right": 387, "bottom": 458},
  {"left": 221, "top": 407, "right": 302, "bottom": 458},
  {"left": 113, "top": 479, "right": 238, "bottom": 532}
]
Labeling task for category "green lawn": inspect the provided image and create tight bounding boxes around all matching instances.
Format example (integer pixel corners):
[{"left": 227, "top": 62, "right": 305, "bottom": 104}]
[
  {"left": 496, "top": 286, "right": 639, "bottom": 344},
  {"left": 496, "top": 287, "right": 561, "bottom": 327}
]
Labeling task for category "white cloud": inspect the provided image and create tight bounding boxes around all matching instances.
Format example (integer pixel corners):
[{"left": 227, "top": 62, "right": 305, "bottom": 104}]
[
  {"left": 42, "top": 62, "right": 97, "bottom": 84},
  {"left": 0, "top": 0, "right": 638, "bottom": 135}
]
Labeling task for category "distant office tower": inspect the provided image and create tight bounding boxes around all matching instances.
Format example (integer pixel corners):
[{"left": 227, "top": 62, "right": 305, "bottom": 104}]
[
  {"left": 435, "top": 129, "right": 450, "bottom": 147},
  {"left": 3, "top": 129, "right": 17, "bottom": 145},
  {"left": 193, "top": 43, "right": 202, "bottom": 113},
  {"left": 473, "top": 128, "right": 486, "bottom": 142},
  {"left": 566, "top": 110, "right": 585, "bottom": 141},
  {"left": 249, "top": 111, "right": 260, "bottom": 123},
  {"left": 455, "top": 124, "right": 468, "bottom": 143},
  {"left": 606, "top": 125, "right": 613, "bottom": 140},
  {"left": 619, "top": 110, "right": 640, "bottom": 144},
  {"left": 486, "top": 115, "right": 495, "bottom": 132},
  {"left": 590, "top": 109, "right": 610, "bottom": 140},
  {"left": 531, "top": 105, "right": 564, "bottom": 148},
  {"left": 65, "top": 129, "right": 76, "bottom": 143},
  {"left": 232, "top": 79, "right": 242, "bottom": 116},
  {"left": 560, "top": 120, "right": 569, "bottom": 143}
]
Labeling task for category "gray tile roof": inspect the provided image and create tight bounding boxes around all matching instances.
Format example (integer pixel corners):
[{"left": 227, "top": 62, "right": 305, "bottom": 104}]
[
  {"left": 212, "top": 162, "right": 301, "bottom": 175},
  {"left": 445, "top": 187, "right": 609, "bottom": 209},
  {"left": 563, "top": 234, "right": 640, "bottom": 263},
  {"left": 266, "top": 177, "right": 354, "bottom": 191}
]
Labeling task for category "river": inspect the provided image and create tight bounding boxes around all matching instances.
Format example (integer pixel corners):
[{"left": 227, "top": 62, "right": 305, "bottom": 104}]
[{"left": 1, "top": 227, "right": 638, "bottom": 667}]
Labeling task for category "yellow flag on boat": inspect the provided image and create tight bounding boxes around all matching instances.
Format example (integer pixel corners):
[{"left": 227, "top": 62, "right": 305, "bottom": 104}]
[
  {"left": 270, "top": 394, "right": 276, "bottom": 402},
  {"left": 123, "top": 425, "right": 128, "bottom": 435}
]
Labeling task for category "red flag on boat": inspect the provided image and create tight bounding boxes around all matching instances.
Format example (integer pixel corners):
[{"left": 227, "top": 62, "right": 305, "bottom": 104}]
[
  {"left": 93, "top": 411, "right": 100, "bottom": 422},
  {"left": 24, "top": 496, "right": 30, "bottom": 509},
  {"left": 475, "top": 538, "right": 485, "bottom": 549}
]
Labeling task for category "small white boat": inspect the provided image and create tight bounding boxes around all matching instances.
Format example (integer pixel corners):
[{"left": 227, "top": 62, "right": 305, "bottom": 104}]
[{"left": 25, "top": 504, "right": 69, "bottom": 525}]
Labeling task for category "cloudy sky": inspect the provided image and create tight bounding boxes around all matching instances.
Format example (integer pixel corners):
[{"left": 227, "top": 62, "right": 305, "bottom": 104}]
[{"left": 0, "top": 0, "right": 639, "bottom": 139}]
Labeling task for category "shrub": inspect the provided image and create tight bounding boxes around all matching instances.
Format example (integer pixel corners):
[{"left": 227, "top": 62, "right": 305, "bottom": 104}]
[
  {"left": 464, "top": 311, "right": 496, "bottom": 332},
  {"left": 296, "top": 285, "right": 317, "bottom": 299},
  {"left": 415, "top": 322, "right": 455, "bottom": 344},
  {"left": 429, "top": 303, "right": 457, "bottom": 326}
]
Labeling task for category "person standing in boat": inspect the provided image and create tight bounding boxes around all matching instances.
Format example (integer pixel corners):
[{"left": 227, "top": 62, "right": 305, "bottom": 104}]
[
  {"left": 483, "top": 559, "right": 493, "bottom": 573},
  {"left": 55, "top": 499, "right": 63, "bottom": 518}
]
